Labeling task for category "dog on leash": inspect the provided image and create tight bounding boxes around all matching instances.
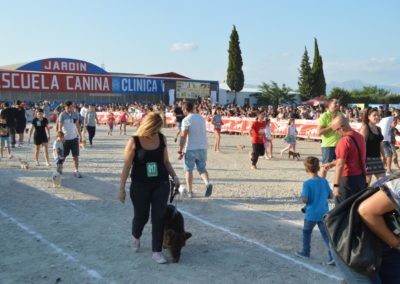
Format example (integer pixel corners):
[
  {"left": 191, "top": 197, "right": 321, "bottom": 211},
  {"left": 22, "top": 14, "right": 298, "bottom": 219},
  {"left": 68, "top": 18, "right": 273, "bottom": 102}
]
[
  {"left": 163, "top": 204, "right": 192, "bottom": 263},
  {"left": 51, "top": 172, "right": 62, "bottom": 187},
  {"left": 288, "top": 150, "right": 301, "bottom": 160}
]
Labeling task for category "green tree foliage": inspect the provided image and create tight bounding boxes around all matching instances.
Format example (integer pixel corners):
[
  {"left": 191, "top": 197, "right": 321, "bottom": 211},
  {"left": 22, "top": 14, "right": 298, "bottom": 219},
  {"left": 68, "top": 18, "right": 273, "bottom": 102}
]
[
  {"left": 329, "top": 86, "right": 400, "bottom": 105},
  {"left": 310, "top": 38, "right": 326, "bottom": 97},
  {"left": 298, "top": 47, "right": 313, "bottom": 100},
  {"left": 226, "top": 25, "right": 244, "bottom": 104},
  {"left": 253, "top": 81, "right": 295, "bottom": 106}
]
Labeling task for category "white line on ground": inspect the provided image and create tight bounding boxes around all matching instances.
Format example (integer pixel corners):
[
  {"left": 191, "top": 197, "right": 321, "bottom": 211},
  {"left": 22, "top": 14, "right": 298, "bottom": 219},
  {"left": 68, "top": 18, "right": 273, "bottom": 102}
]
[
  {"left": 220, "top": 199, "right": 303, "bottom": 227},
  {"left": 0, "top": 208, "right": 108, "bottom": 282},
  {"left": 180, "top": 208, "right": 342, "bottom": 282}
]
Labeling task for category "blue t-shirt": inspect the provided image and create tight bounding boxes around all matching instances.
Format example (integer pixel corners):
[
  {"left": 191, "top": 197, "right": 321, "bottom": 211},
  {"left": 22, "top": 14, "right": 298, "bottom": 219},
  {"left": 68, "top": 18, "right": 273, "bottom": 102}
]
[{"left": 301, "top": 177, "right": 332, "bottom": 221}]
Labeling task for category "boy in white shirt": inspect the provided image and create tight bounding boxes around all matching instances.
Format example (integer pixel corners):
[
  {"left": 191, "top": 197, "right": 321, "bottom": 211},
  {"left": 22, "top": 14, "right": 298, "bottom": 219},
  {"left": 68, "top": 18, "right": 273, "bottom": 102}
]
[{"left": 53, "top": 131, "right": 65, "bottom": 174}]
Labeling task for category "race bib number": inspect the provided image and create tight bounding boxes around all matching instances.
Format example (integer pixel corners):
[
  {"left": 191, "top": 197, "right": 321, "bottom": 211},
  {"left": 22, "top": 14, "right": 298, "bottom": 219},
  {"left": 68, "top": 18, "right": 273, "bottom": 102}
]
[{"left": 146, "top": 162, "right": 158, "bottom": 177}]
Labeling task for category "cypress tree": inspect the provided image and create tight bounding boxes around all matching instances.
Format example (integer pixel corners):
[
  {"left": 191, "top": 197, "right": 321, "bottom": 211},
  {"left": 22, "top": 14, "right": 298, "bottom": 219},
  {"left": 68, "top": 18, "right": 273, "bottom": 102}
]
[
  {"left": 310, "top": 38, "right": 326, "bottom": 97},
  {"left": 298, "top": 47, "right": 313, "bottom": 100},
  {"left": 227, "top": 25, "right": 244, "bottom": 104}
]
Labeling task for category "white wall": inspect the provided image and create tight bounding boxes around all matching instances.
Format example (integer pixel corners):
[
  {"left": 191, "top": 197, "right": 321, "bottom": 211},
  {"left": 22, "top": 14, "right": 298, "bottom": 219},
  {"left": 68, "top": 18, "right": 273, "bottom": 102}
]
[{"left": 218, "top": 89, "right": 258, "bottom": 106}]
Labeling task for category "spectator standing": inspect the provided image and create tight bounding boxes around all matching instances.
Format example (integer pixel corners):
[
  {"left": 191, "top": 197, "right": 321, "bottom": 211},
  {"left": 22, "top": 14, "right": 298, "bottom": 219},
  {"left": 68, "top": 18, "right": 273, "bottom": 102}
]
[
  {"left": 14, "top": 100, "right": 27, "bottom": 147},
  {"left": 360, "top": 107, "right": 386, "bottom": 185},
  {"left": 0, "top": 113, "right": 12, "bottom": 159},
  {"left": 177, "top": 102, "right": 213, "bottom": 198},
  {"left": 1, "top": 102, "right": 17, "bottom": 148},
  {"left": 317, "top": 99, "right": 343, "bottom": 178},
  {"left": 379, "top": 110, "right": 395, "bottom": 174},
  {"left": 323, "top": 115, "right": 366, "bottom": 204}
]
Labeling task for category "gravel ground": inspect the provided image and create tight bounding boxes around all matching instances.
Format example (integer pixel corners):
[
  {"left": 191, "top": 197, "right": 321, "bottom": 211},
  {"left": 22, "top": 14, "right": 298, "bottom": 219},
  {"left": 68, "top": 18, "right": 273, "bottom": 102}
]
[{"left": 0, "top": 125, "right": 346, "bottom": 284}]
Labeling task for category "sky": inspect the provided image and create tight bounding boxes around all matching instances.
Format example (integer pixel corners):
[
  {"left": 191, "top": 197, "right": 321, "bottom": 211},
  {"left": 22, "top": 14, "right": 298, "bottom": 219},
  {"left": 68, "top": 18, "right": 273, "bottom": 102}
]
[{"left": 1, "top": 0, "right": 399, "bottom": 90}]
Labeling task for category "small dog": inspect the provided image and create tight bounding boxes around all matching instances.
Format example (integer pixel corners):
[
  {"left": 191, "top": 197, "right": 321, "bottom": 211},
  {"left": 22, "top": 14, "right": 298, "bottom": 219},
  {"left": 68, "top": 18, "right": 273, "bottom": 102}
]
[
  {"left": 51, "top": 172, "right": 62, "bottom": 187},
  {"left": 80, "top": 139, "right": 87, "bottom": 149},
  {"left": 163, "top": 204, "right": 192, "bottom": 263},
  {"left": 20, "top": 161, "right": 29, "bottom": 170},
  {"left": 237, "top": 144, "right": 245, "bottom": 152},
  {"left": 288, "top": 150, "right": 301, "bottom": 160}
]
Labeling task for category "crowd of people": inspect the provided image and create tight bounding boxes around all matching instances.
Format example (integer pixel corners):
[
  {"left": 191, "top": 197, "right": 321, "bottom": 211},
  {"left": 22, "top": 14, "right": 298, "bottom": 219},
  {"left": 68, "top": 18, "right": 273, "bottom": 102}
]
[{"left": 2, "top": 97, "right": 400, "bottom": 280}]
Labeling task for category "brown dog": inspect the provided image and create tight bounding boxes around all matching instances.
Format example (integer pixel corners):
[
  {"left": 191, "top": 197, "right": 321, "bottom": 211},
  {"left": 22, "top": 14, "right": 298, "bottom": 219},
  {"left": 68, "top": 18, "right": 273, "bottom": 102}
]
[
  {"left": 163, "top": 204, "right": 192, "bottom": 263},
  {"left": 237, "top": 144, "right": 245, "bottom": 152},
  {"left": 288, "top": 150, "right": 300, "bottom": 160}
]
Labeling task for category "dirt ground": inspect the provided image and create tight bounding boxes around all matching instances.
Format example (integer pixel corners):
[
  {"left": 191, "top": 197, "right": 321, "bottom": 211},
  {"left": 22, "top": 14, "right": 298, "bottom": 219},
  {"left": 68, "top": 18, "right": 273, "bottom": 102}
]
[{"left": 0, "top": 125, "right": 347, "bottom": 284}]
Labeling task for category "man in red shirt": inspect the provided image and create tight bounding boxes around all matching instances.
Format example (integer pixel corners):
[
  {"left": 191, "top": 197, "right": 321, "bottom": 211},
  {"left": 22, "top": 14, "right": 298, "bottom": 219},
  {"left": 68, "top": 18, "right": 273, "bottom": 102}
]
[
  {"left": 324, "top": 115, "right": 366, "bottom": 204},
  {"left": 249, "top": 112, "right": 266, "bottom": 169}
]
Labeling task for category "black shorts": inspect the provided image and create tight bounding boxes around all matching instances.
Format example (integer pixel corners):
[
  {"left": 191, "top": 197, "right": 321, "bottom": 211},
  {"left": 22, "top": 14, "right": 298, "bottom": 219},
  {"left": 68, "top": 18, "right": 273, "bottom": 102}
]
[
  {"left": 33, "top": 135, "right": 48, "bottom": 145},
  {"left": 252, "top": 143, "right": 265, "bottom": 157},
  {"left": 64, "top": 138, "right": 79, "bottom": 157},
  {"left": 16, "top": 122, "right": 27, "bottom": 134}
]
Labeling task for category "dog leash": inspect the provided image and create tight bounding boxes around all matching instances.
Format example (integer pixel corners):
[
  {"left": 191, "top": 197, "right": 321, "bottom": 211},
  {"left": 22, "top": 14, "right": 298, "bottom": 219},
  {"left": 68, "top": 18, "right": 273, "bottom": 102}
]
[{"left": 168, "top": 177, "right": 180, "bottom": 217}]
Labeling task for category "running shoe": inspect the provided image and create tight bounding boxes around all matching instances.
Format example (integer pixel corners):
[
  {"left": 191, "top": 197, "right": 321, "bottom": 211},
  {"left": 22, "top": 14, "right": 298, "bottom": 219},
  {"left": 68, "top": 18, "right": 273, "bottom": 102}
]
[
  {"left": 205, "top": 184, "right": 213, "bottom": 197},
  {"left": 152, "top": 252, "right": 167, "bottom": 264},
  {"left": 326, "top": 259, "right": 335, "bottom": 266},
  {"left": 295, "top": 251, "right": 310, "bottom": 259},
  {"left": 74, "top": 171, "right": 82, "bottom": 178}
]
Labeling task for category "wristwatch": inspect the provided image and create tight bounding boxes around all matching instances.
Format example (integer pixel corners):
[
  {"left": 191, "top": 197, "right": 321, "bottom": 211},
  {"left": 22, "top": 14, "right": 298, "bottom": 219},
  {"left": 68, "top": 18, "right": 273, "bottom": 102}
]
[{"left": 333, "top": 184, "right": 339, "bottom": 188}]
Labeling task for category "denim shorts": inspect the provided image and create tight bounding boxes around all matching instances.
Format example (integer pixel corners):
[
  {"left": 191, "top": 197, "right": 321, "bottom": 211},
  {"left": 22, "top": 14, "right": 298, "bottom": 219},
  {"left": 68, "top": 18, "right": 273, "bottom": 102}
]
[
  {"left": 321, "top": 147, "right": 336, "bottom": 164},
  {"left": 184, "top": 149, "right": 207, "bottom": 173},
  {"left": 0, "top": 136, "right": 10, "bottom": 148},
  {"left": 383, "top": 141, "right": 394, "bottom": 157}
]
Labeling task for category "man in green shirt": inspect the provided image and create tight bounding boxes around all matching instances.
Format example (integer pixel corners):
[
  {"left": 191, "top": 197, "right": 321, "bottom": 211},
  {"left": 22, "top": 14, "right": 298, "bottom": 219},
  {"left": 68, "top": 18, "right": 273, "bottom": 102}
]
[{"left": 317, "top": 99, "right": 343, "bottom": 178}]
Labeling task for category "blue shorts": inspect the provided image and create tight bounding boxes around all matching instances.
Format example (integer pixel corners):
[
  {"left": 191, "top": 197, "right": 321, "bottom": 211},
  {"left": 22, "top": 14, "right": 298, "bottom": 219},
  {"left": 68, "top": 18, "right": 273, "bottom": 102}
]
[
  {"left": 184, "top": 149, "right": 207, "bottom": 173},
  {"left": 384, "top": 141, "right": 394, "bottom": 157},
  {"left": 176, "top": 121, "right": 182, "bottom": 131},
  {"left": 321, "top": 147, "right": 336, "bottom": 164},
  {"left": 0, "top": 136, "right": 10, "bottom": 148}
]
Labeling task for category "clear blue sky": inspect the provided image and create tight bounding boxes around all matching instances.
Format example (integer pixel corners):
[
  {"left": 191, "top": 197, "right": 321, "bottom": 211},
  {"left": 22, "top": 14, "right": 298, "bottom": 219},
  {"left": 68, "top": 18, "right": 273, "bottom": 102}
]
[{"left": 1, "top": 0, "right": 399, "bottom": 89}]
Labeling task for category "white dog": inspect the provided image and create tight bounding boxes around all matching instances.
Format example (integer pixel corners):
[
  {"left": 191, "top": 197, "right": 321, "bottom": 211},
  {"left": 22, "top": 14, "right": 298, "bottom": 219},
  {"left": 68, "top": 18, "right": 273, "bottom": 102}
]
[{"left": 52, "top": 172, "right": 61, "bottom": 187}]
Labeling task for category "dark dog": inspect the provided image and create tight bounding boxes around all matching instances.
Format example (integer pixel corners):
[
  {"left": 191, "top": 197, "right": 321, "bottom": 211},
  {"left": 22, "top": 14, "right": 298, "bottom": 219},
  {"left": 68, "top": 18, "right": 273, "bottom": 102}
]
[
  {"left": 288, "top": 150, "right": 300, "bottom": 160},
  {"left": 163, "top": 204, "right": 192, "bottom": 263}
]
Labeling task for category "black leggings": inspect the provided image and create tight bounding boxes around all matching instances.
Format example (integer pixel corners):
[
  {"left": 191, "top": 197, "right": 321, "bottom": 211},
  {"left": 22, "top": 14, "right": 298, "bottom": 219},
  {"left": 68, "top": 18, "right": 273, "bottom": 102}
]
[
  {"left": 86, "top": 126, "right": 96, "bottom": 145},
  {"left": 251, "top": 143, "right": 265, "bottom": 166},
  {"left": 130, "top": 180, "right": 170, "bottom": 252}
]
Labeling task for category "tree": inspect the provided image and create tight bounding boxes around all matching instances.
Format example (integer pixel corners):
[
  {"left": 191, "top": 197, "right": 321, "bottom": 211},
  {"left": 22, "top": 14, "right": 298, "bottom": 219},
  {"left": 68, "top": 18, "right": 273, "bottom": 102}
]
[
  {"left": 253, "top": 81, "right": 294, "bottom": 106},
  {"left": 226, "top": 25, "right": 244, "bottom": 105},
  {"left": 329, "top": 87, "right": 351, "bottom": 105},
  {"left": 310, "top": 38, "right": 326, "bottom": 98},
  {"left": 298, "top": 47, "right": 313, "bottom": 101}
]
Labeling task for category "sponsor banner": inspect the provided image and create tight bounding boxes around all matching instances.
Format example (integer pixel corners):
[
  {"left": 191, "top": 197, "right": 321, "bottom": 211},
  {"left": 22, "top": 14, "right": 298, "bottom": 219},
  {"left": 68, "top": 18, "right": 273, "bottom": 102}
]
[
  {"left": 112, "top": 77, "right": 164, "bottom": 94},
  {"left": 0, "top": 70, "right": 111, "bottom": 93},
  {"left": 176, "top": 81, "right": 210, "bottom": 99},
  {"left": 17, "top": 58, "right": 108, "bottom": 74}
]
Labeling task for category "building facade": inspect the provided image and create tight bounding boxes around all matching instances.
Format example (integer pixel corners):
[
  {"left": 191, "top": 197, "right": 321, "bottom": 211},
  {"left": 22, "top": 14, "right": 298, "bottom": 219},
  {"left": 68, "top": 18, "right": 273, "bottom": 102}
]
[{"left": 0, "top": 58, "right": 218, "bottom": 104}]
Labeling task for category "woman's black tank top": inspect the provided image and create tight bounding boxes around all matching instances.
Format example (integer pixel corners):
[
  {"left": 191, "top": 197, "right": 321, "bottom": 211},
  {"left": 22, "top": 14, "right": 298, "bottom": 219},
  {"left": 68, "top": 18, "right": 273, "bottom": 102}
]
[
  {"left": 130, "top": 133, "right": 168, "bottom": 182},
  {"left": 366, "top": 124, "right": 383, "bottom": 158}
]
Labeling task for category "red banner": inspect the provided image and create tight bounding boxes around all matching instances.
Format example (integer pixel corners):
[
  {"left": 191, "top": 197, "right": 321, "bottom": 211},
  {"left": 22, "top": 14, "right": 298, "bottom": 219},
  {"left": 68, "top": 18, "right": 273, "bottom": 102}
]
[{"left": 0, "top": 70, "right": 111, "bottom": 93}]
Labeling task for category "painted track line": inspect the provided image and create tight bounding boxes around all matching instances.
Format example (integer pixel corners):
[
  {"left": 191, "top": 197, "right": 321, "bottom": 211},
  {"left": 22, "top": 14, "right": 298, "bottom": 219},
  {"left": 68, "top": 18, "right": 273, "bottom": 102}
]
[
  {"left": 180, "top": 208, "right": 342, "bottom": 282},
  {"left": 0, "top": 208, "right": 108, "bottom": 283},
  {"left": 220, "top": 199, "right": 303, "bottom": 226}
]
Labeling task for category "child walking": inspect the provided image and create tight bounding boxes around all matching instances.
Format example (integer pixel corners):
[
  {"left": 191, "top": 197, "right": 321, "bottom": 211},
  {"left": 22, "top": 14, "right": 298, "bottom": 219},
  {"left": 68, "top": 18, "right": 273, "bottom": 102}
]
[
  {"left": 53, "top": 131, "right": 65, "bottom": 174},
  {"left": 264, "top": 118, "right": 273, "bottom": 159},
  {"left": 280, "top": 118, "right": 297, "bottom": 157},
  {"left": 295, "top": 156, "right": 334, "bottom": 265},
  {"left": 212, "top": 107, "right": 224, "bottom": 152},
  {"left": 107, "top": 112, "right": 115, "bottom": 136},
  {"left": 0, "top": 113, "right": 12, "bottom": 160}
]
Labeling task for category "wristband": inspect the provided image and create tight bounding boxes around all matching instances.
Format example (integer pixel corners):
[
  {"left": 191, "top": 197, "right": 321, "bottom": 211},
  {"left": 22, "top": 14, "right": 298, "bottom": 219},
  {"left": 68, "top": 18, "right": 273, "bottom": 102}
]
[{"left": 333, "top": 184, "right": 339, "bottom": 188}]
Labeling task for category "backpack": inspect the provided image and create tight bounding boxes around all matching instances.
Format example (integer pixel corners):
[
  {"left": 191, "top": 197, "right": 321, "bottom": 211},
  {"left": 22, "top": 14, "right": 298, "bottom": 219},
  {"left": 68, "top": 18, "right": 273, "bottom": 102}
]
[{"left": 323, "top": 186, "right": 382, "bottom": 276}]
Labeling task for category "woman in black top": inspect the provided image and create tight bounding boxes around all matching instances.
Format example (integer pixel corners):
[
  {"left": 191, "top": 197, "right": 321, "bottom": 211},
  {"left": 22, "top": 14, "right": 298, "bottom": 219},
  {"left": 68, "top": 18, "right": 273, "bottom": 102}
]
[
  {"left": 119, "top": 112, "right": 180, "bottom": 264},
  {"left": 28, "top": 109, "right": 50, "bottom": 166},
  {"left": 360, "top": 107, "right": 386, "bottom": 185},
  {"left": 15, "top": 100, "right": 27, "bottom": 146}
]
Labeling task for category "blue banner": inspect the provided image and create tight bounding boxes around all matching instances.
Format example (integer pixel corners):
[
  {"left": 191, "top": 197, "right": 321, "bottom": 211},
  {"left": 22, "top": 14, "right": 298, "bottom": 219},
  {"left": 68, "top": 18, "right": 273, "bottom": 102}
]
[{"left": 112, "top": 77, "right": 164, "bottom": 94}]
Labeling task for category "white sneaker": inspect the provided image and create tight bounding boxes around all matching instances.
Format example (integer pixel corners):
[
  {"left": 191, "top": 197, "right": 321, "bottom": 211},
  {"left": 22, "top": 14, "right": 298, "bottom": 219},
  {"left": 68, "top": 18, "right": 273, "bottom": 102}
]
[
  {"left": 132, "top": 238, "right": 140, "bottom": 253},
  {"left": 152, "top": 252, "right": 167, "bottom": 264},
  {"left": 35, "top": 161, "right": 40, "bottom": 166}
]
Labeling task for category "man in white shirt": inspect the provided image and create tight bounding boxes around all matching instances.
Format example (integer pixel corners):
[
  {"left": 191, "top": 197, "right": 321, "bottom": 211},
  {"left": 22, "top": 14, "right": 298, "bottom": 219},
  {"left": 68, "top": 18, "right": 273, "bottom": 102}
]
[
  {"left": 57, "top": 101, "right": 82, "bottom": 178},
  {"left": 178, "top": 102, "right": 212, "bottom": 198},
  {"left": 379, "top": 110, "right": 395, "bottom": 174}
]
